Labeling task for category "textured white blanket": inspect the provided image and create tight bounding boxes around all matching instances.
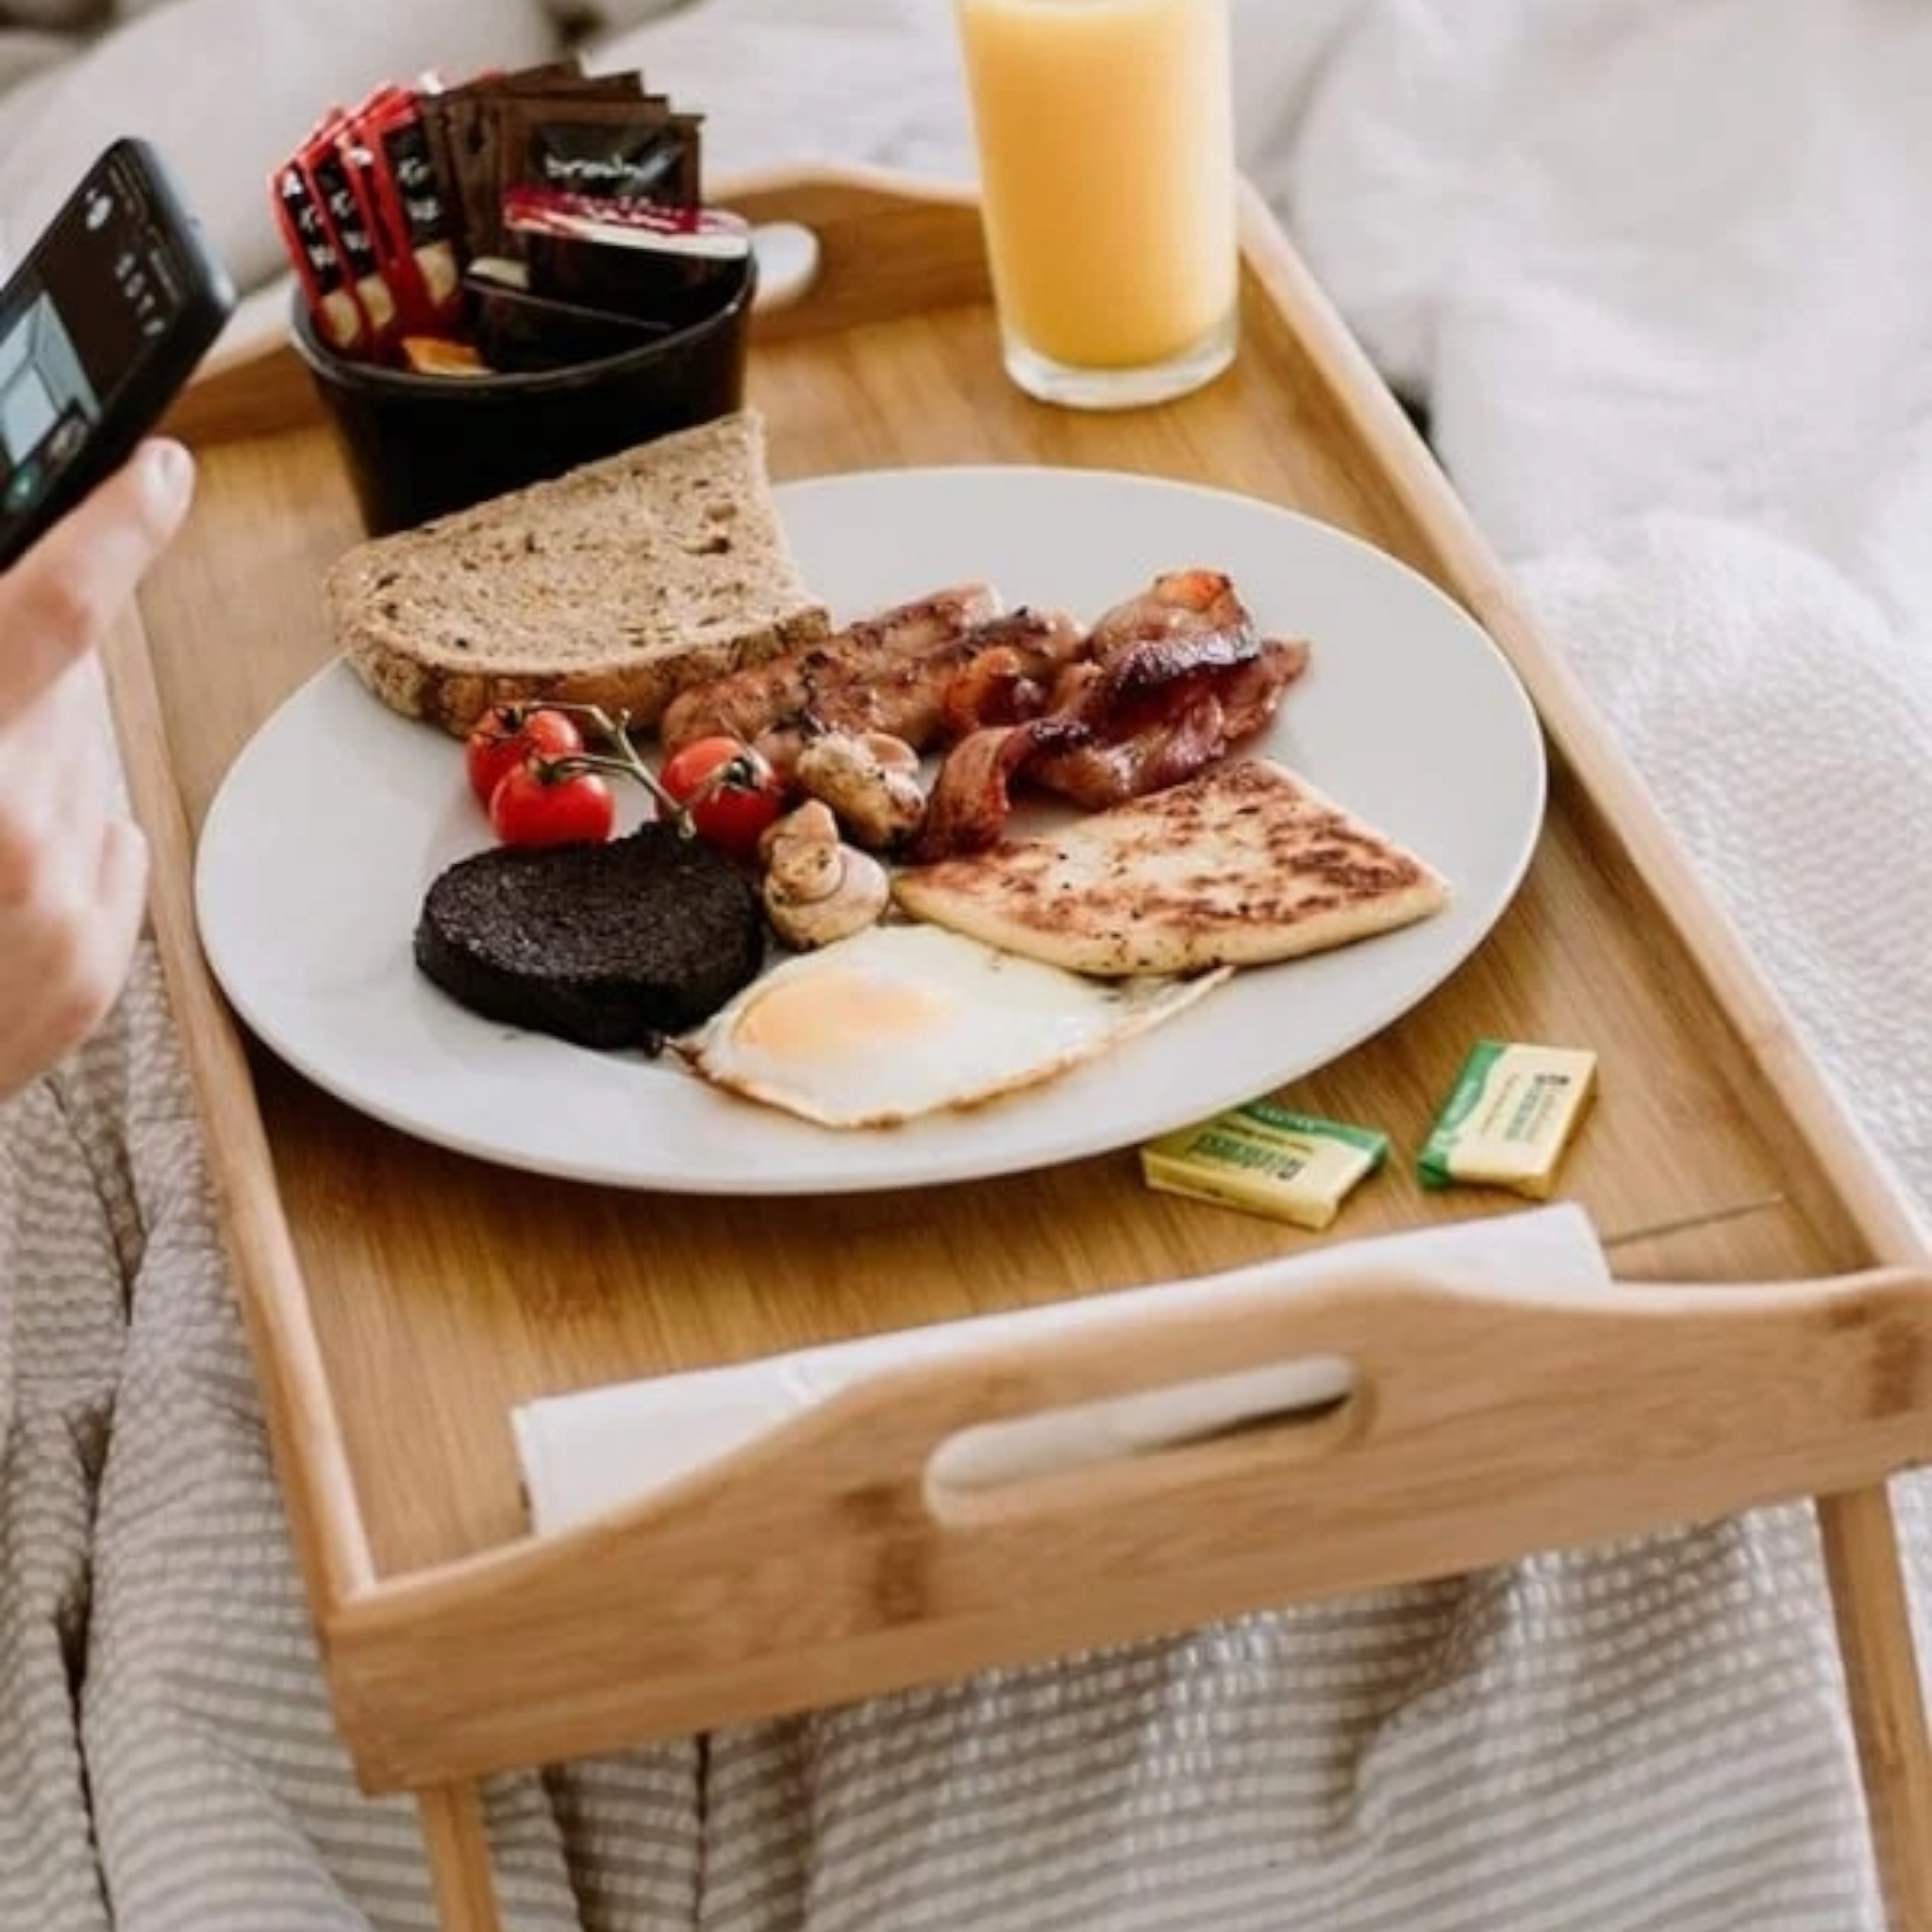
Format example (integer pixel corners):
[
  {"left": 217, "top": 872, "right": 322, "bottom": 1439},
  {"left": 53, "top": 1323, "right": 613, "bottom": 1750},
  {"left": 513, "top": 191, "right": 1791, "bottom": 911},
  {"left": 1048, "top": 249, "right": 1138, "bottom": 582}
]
[
  {"left": 3, "top": 1, "right": 1928, "bottom": 1927},
  {"left": 1288, "top": 0, "right": 1932, "bottom": 1224}
]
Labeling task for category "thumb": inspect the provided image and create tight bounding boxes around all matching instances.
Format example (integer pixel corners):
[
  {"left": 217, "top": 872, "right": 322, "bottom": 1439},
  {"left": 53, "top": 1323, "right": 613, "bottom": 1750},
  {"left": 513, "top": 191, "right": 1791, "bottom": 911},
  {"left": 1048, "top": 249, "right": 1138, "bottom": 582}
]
[{"left": 0, "top": 438, "right": 195, "bottom": 714}]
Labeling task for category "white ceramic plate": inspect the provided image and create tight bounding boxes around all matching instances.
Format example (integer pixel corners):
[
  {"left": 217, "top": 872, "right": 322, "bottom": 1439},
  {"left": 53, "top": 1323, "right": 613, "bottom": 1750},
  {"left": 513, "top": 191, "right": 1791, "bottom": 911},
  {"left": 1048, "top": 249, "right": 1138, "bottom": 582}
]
[{"left": 194, "top": 466, "right": 1546, "bottom": 1196}]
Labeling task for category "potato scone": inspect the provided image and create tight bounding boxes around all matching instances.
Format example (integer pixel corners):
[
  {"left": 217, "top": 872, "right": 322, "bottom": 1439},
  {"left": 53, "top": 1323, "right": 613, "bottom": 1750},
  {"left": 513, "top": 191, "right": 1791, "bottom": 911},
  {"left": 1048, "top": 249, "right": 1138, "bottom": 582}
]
[{"left": 891, "top": 758, "right": 1450, "bottom": 978}]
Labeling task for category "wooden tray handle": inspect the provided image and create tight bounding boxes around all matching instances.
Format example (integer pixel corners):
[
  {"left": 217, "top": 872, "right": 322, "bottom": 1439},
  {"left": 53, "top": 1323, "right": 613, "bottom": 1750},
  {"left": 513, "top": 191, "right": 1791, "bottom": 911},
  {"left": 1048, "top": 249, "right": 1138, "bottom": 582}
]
[
  {"left": 737, "top": 1253, "right": 1932, "bottom": 1531},
  {"left": 332, "top": 1253, "right": 1932, "bottom": 1790}
]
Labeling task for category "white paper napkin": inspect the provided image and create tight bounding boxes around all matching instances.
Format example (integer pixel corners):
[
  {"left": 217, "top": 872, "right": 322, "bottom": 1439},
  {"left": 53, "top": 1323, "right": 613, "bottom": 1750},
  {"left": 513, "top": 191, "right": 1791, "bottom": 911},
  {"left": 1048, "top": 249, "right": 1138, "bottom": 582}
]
[{"left": 512, "top": 1203, "right": 1611, "bottom": 1533}]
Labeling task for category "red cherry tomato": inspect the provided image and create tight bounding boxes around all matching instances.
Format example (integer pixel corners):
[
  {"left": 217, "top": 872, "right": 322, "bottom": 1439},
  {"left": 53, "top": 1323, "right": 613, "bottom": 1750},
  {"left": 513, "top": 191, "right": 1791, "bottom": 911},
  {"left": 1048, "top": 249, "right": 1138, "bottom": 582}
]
[
  {"left": 464, "top": 706, "right": 585, "bottom": 811},
  {"left": 658, "top": 734, "right": 784, "bottom": 858},
  {"left": 488, "top": 757, "right": 617, "bottom": 848}
]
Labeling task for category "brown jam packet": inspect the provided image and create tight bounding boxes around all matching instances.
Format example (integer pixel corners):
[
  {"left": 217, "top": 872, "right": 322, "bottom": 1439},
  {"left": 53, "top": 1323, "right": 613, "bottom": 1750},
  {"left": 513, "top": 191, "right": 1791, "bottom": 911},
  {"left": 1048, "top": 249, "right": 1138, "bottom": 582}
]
[
  {"left": 466, "top": 275, "right": 672, "bottom": 373},
  {"left": 501, "top": 98, "right": 700, "bottom": 219},
  {"left": 425, "top": 90, "right": 515, "bottom": 267},
  {"left": 419, "top": 60, "right": 654, "bottom": 264},
  {"left": 505, "top": 185, "right": 746, "bottom": 325}
]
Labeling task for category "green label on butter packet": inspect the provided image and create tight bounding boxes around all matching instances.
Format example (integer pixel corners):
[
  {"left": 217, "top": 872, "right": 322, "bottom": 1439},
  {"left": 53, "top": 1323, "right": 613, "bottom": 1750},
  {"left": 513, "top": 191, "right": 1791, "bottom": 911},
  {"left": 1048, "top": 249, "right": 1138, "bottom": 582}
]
[
  {"left": 1419, "top": 1039, "right": 1597, "bottom": 1196},
  {"left": 1141, "top": 1100, "right": 1390, "bottom": 1231},
  {"left": 1418, "top": 1040, "right": 1507, "bottom": 1186},
  {"left": 1240, "top": 1098, "right": 1391, "bottom": 1160}
]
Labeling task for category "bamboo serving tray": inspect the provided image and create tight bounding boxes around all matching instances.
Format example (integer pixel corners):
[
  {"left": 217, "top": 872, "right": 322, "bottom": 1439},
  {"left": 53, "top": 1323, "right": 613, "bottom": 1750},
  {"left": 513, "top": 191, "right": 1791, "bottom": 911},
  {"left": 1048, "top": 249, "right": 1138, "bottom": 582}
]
[{"left": 115, "top": 171, "right": 1932, "bottom": 1931}]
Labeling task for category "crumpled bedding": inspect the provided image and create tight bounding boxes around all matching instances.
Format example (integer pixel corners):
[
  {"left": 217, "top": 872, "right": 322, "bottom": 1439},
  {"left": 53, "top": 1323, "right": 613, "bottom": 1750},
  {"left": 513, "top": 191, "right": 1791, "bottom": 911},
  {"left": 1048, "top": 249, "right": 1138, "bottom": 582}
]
[{"left": 4, "top": 1, "right": 1930, "bottom": 1927}]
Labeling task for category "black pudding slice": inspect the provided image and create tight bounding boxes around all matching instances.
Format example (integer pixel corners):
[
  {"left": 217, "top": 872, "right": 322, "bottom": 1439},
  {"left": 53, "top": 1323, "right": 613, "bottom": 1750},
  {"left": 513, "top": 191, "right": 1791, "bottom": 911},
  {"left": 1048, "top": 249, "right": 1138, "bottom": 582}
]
[{"left": 415, "top": 824, "right": 766, "bottom": 1049}]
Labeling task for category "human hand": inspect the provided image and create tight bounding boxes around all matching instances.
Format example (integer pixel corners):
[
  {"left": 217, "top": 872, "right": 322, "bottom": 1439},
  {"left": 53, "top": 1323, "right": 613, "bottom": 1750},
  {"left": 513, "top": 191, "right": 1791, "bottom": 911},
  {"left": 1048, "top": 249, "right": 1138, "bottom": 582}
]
[{"left": 0, "top": 438, "right": 194, "bottom": 1099}]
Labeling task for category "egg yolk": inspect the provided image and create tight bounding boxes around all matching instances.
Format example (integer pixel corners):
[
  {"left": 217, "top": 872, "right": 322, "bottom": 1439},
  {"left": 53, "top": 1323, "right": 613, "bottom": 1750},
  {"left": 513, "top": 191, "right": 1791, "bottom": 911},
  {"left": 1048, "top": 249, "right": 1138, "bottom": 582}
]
[{"left": 731, "top": 968, "right": 955, "bottom": 1061}]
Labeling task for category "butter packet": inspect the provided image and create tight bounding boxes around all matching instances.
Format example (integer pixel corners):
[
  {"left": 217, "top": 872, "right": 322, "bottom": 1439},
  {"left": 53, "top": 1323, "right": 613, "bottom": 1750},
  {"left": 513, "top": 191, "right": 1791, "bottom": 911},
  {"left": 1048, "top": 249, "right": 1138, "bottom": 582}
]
[
  {"left": 1141, "top": 1099, "right": 1389, "bottom": 1231},
  {"left": 1419, "top": 1040, "right": 1597, "bottom": 1199}
]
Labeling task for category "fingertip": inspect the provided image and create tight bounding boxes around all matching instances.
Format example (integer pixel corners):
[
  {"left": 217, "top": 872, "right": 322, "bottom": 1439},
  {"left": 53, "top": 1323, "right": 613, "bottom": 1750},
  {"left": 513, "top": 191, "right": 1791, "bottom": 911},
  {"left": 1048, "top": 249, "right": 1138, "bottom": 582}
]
[
  {"left": 0, "top": 439, "right": 194, "bottom": 708},
  {"left": 133, "top": 437, "right": 195, "bottom": 524}
]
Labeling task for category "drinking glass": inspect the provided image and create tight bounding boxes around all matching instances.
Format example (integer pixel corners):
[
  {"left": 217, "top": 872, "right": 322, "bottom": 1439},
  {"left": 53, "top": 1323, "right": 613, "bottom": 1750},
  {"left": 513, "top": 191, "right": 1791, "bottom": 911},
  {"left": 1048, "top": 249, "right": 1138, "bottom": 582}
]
[{"left": 954, "top": 0, "right": 1240, "bottom": 410}]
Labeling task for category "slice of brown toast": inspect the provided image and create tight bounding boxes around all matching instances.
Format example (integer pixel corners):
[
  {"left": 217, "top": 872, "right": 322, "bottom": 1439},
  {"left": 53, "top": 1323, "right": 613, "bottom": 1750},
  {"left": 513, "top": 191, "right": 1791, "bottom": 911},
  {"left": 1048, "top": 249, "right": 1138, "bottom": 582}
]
[{"left": 325, "top": 410, "right": 830, "bottom": 738}]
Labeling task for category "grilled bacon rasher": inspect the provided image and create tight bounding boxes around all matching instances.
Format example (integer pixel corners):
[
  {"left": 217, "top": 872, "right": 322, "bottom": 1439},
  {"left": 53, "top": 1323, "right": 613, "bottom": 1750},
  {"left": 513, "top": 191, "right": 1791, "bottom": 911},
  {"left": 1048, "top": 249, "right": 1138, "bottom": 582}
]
[{"left": 912, "top": 569, "right": 1310, "bottom": 860}]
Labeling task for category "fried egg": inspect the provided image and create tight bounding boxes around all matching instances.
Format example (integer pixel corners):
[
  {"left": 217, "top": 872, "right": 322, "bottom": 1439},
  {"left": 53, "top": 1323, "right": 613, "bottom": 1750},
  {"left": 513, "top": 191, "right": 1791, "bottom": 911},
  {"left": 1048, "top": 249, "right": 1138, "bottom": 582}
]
[{"left": 684, "top": 921, "right": 1227, "bottom": 1128}]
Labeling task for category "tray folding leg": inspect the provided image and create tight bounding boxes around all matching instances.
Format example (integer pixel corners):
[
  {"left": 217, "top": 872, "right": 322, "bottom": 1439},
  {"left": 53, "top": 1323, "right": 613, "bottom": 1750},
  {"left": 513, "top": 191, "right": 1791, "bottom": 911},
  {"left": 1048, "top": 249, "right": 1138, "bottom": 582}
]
[
  {"left": 1821, "top": 1490, "right": 1932, "bottom": 1931},
  {"left": 417, "top": 1786, "right": 504, "bottom": 1932}
]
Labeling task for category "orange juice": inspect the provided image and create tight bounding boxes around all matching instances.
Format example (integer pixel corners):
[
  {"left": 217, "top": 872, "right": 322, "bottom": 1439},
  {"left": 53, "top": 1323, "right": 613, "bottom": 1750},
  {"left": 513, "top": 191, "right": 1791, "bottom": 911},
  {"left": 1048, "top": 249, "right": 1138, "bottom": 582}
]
[{"left": 955, "top": 0, "right": 1238, "bottom": 398}]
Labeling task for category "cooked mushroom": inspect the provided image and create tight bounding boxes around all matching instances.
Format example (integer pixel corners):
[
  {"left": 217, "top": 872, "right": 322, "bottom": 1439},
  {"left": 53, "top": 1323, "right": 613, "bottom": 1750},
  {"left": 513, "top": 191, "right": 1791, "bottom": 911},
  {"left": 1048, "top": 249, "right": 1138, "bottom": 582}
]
[
  {"left": 763, "top": 843, "right": 891, "bottom": 950},
  {"left": 758, "top": 799, "right": 843, "bottom": 904},
  {"left": 794, "top": 730, "right": 927, "bottom": 851}
]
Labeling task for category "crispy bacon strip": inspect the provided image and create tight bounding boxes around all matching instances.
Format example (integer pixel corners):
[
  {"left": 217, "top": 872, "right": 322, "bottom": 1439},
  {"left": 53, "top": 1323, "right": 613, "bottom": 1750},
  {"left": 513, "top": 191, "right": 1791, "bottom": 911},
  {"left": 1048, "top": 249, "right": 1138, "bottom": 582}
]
[
  {"left": 1085, "top": 567, "right": 1265, "bottom": 675},
  {"left": 906, "top": 718, "right": 1067, "bottom": 863},
  {"left": 1029, "top": 636, "right": 1309, "bottom": 810},
  {"left": 913, "top": 570, "right": 1311, "bottom": 859}
]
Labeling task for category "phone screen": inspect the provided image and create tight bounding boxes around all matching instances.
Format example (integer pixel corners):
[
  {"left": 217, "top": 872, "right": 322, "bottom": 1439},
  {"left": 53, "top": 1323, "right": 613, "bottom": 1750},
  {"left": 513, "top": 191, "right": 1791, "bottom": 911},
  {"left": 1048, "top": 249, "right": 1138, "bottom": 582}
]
[{"left": 0, "top": 151, "right": 186, "bottom": 539}]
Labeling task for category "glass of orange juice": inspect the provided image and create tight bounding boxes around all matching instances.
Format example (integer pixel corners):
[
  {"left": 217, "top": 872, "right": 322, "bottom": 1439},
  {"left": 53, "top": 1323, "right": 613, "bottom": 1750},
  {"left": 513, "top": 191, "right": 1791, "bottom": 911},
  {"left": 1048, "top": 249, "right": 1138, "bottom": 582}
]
[{"left": 954, "top": 0, "right": 1240, "bottom": 409}]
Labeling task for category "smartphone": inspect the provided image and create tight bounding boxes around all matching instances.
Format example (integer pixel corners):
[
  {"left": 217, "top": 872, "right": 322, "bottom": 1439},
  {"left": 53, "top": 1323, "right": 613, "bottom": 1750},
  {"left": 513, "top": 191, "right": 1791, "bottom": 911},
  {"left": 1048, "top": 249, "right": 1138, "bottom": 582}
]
[{"left": 0, "top": 137, "right": 235, "bottom": 572}]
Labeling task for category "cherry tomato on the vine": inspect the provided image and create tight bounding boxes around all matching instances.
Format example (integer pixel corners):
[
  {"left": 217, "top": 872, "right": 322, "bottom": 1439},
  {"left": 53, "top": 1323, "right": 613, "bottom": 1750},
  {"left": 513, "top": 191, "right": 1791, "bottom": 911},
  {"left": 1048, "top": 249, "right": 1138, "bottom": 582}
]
[
  {"left": 464, "top": 705, "right": 585, "bottom": 811},
  {"left": 488, "top": 757, "right": 617, "bottom": 848},
  {"left": 658, "top": 734, "right": 785, "bottom": 859}
]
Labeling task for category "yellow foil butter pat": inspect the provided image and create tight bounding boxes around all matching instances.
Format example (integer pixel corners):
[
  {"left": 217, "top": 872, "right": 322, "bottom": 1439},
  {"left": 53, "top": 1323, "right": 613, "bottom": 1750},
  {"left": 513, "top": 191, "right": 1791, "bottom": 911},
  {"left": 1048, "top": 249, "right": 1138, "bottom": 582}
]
[
  {"left": 1419, "top": 1040, "right": 1598, "bottom": 1199},
  {"left": 1141, "top": 1100, "right": 1390, "bottom": 1231}
]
